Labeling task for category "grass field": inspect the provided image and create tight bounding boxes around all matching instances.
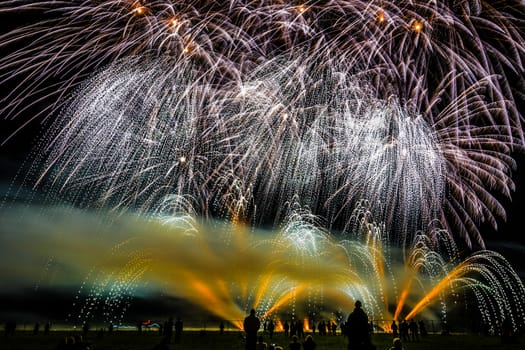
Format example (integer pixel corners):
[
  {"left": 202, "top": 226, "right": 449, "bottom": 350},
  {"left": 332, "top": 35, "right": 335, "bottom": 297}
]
[{"left": 0, "top": 330, "right": 523, "bottom": 350}]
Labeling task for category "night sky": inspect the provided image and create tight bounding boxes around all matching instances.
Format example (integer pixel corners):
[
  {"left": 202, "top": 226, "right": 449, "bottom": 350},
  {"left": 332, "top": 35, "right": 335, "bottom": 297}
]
[{"left": 1, "top": 1, "right": 525, "bottom": 329}]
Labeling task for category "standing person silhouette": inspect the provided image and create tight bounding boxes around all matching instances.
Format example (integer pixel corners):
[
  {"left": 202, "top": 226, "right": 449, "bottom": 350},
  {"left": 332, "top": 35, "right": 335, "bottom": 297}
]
[
  {"left": 268, "top": 319, "right": 275, "bottom": 340},
  {"left": 391, "top": 320, "right": 398, "bottom": 338},
  {"left": 346, "top": 300, "right": 372, "bottom": 350},
  {"left": 389, "top": 337, "right": 404, "bottom": 350},
  {"left": 244, "top": 309, "right": 261, "bottom": 350},
  {"left": 174, "top": 317, "right": 183, "bottom": 343},
  {"left": 303, "top": 334, "right": 316, "bottom": 350},
  {"left": 289, "top": 335, "right": 301, "bottom": 350},
  {"left": 165, "top": 317, "right": 173, "bottom": 343}
]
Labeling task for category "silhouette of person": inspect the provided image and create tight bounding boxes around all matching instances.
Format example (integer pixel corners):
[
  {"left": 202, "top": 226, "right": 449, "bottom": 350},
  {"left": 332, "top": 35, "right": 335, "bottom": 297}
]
[
  {"left": 409, "top": 319, "right": 418, "bottom": 341},
  {"left": 244, "top": 309, "right": 261, "bottom": 350},
  {"left": 33, "top": 322, "right": 40, "bottom": 335},
  {"left": 44, "top": 322, "right": 51, "bottom": 335},
  {"left": 219, "top": 321, "right": 225, "bottom": 334},
  {"left": 390, "top": 337, "right": 404, "bottom": 350},
  {"left": 303, "top": 334, "right": 316, "bottom": 350},
  {"left": 418, "top": 320, "right": 427, "bottom": 336},
  {"left": 283, "top": 321, "right": 290, "bottom": 337},
  {"left": 290, "top": 321, "right": 297, "bottom": 337},
  {"left": 296, "top": 320, "right": 304, "bottom": 338},
  {"left": 391, "top": 320, "right": 398, "bottom": 337},
  {"left": 289, "top": 335, "right": 301, "bottom": 350},
  {"left": 399, "top": 320, "right": 409, "bottom": 342},
  {"left": 174, "top": 317, "right": 183, "bottom": 343},
  {"left": 165, "top": 317, "right": 174, "bottom": 343},
  {"left": 268, "top": 319, "right": 275, "bottom": 339},
  {"left": 319, "top": 321, "right": 326, "bottom": 336},
  {"left": 346, "top": 300, "right": 371, "bottom": 350}
]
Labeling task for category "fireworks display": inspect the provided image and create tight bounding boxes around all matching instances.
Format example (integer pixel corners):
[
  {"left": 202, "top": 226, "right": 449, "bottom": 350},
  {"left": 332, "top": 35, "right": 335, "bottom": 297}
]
[
  {"left": 1, "top": 202, "right": 524, "bottom": 333},
  {"left": 2, "top": 0, "right": 525, "bottom": 246},
  {"left": 1, "top": 0, "right": 525, "bottom": 333},
  {"left": 30, "top": 57, "right": 447, "bottom": 246}
]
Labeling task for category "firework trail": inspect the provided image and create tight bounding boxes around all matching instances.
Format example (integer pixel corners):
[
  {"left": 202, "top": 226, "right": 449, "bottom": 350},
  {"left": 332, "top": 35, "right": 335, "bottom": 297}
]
[
  {"left": 1, "top": 1, "right": 523, "bottom": 124},
  {"left": 21, "top": 56, "right": 518, "bottom": 249},
  {"left": 1, "top": 1, "right": 524, "bottom": 247}
]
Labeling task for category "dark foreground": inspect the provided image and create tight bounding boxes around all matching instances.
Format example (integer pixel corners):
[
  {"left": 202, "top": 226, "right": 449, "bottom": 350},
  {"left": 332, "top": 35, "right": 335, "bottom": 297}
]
[{"left": 1, "top": 331, "right": 523, "bottom": 350}]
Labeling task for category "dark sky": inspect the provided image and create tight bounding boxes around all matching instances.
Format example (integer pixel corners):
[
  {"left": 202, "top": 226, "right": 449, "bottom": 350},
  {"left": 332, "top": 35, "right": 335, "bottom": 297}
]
[{"left": 1, "top": 3, "right": 524, "bottom": 326}]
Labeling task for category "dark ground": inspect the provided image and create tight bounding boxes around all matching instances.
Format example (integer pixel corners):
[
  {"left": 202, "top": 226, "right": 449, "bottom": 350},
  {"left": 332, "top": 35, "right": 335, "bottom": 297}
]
[{"left": 0, "top": 330, "right": 523, "bottom": 350}]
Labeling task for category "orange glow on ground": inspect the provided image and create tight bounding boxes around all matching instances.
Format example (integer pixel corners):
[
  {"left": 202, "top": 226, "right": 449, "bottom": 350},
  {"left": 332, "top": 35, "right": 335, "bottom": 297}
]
[{"left": 303, "top": 318, "right": 310, "bottom": 331}]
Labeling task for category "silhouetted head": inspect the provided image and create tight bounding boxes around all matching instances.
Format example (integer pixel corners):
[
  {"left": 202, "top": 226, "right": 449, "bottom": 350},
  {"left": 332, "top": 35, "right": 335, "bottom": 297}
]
[
  {"left": 250, "top": 308, "right": 256, "bottom": 315},
  {"left": 355, "top": 300, "right": 362, "bottom": 308},
  {"left": 393, "top": 338, "right": 402, "bottom": 349}
]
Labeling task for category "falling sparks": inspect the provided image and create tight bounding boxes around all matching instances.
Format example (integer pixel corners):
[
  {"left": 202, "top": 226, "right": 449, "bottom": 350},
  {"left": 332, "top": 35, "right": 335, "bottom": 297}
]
[{"left": 33, "top": 57, "right": 446, "bottom": 246}]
